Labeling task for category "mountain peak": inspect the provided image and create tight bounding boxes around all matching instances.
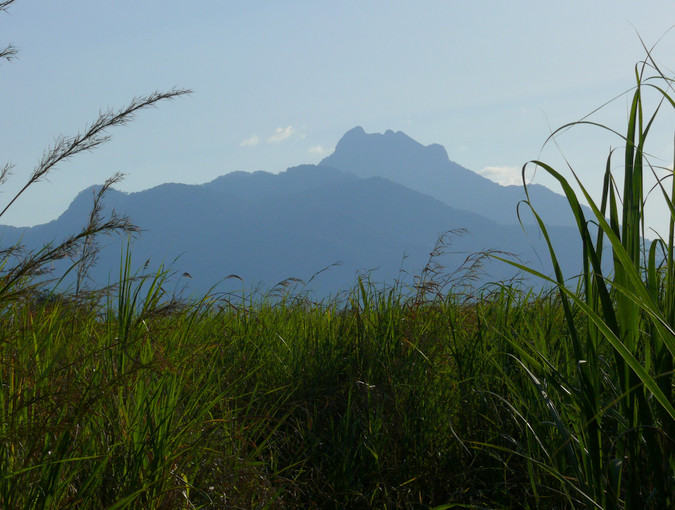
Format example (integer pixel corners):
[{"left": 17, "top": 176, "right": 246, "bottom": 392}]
[
  {"left": 330, "top": 126, "right": 449, "bottom": 160},
  {"left": 321, "top": 126, "right": 460, "bottom": 185},
  {"left": 344, "top": 125, "right": 366, "bottom": 136},
  {"left": 320, "top": 126, "right": 580, "bottom": 228},
  {"left": 335, "top": 126, "right": 416, "bottom": 144}
]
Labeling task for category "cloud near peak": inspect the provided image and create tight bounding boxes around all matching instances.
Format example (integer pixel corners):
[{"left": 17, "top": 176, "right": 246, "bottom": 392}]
[
  {"left": 239, "top": 134, "right": 260, "bottom": 147},
  {"left": 478, "top": 166, "right": 530, "bottom": 186},
  {"left": 268, "top": 125, "right": 295, "bottom": 143},
  {"left": 308, "top": 145, "right": 333, "bottom": 156},
  {"left": 240, "top": 125, "right": 299, "bottom": 148}
]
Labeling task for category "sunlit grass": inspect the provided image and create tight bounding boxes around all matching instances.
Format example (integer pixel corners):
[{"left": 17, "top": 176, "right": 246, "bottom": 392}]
[
  {"left": 493, "top": 45, "right": 675, "bottom": 509},
  {"left": 0, "top": 269, "right": 565, "bottom": 508}
]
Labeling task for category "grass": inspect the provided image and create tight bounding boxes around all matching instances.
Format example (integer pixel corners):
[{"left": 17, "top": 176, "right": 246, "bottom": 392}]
[
  {"left": 1, "top": 20, "right": 675, "bottom": 507},
  {"left": 497, "top": 46, "right": 675, "bottom": 509},
  {"left": 0, "top": 271, "right": 563, "bottom": 508},
  {"left": 0, "top": 265, "right": 671, "bottom": 507}
]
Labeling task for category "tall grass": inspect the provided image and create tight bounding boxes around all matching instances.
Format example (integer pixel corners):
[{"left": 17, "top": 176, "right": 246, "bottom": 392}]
[
  {"left": 0, "top": 261, "right": 572, "bottom": 508},
  {"left": 495, "top": 48, "right": 675, "bottom": 508},
  {"left": 0, "top": 270, "right": 283, "bottom": 508},
  {"left": 1, "top": 244, "right": 671, "bottom": 507}
]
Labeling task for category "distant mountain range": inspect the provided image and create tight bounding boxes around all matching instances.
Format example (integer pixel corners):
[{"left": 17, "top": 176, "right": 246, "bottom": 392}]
[{"left": 0, "top": 127, "right": 588, "bottom": 298}]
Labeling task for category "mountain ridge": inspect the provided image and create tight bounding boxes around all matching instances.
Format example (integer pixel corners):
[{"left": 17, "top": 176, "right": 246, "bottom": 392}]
[
  {"left": 0, "top": 128, "right": 586, "bottom": 297},
  {"left": 320, "top": 126, "right": 582, "bottom": 227}
]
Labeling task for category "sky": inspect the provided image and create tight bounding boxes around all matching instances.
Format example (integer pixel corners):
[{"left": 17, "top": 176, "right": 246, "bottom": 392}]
[{"left": 1, "top": 1, "right": 675, "bottom": 238}]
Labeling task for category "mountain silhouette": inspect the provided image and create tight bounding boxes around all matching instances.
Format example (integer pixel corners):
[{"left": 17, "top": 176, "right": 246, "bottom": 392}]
[
  {"left": 0, "top": 129, "right": 588, "bottom": 298},
  {"left": 320, "top": 126, "right": 582, "bottom": 227}
]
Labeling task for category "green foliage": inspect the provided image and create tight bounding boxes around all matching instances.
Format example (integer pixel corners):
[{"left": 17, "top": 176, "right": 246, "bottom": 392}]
[
  {"left": 0, "top": 268, "right": 555, "bottom": 508},
  {"left": 495, "top": 44, "right": 675, "bottom": 509}
]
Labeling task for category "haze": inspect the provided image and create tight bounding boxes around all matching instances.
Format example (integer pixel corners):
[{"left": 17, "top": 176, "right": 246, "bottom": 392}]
[{"left": 1, "top": 1, "right": 674, "bottom": 237}]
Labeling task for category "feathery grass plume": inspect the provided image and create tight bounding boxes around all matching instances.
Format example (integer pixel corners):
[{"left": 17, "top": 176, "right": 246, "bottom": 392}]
[
  {"left": 73, "top": 172, "right": 137, "bottom": 298},
  {"left": 0, "top": 87, "right": 191, "bottom": 221},
  {"left": 0, "top": 2, "right": 16, "bottom": 63},
  {"left": 0, "top": 41, "right": 16, "bottom": 63},
  {"left": 494, "top": 40, "right": 675, "bottom": 508},
  {"left": 0, "top": 2, "right": 190, "bottom": 306}
]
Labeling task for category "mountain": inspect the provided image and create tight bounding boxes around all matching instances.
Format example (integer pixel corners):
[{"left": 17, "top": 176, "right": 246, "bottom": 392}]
[
  {"left": 320, "top": 126, "right": 582, "bottom": 227},
  {"left": 0, "top": 130, "right": 590, "bottom": 298}
]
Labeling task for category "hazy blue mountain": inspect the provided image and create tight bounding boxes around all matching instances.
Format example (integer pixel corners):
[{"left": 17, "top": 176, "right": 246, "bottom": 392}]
[
  {"left": 204, "top": 164, "right": 358, "bottom": 200},
  {"left": 320, "top": 126, "right": 582, "bottom": 227},
  {"left": 0, "top": 130, "right": 591, "bottom": 298}
]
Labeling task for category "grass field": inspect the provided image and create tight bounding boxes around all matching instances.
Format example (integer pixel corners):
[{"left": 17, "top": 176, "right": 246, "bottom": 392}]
[{"left": 2, "top": 45, "right": 675, "bottom": 509}]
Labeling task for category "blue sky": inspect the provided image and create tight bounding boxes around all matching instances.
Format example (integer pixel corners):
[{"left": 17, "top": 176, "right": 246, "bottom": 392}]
[{"left": 1, "top": 1, "right": 674, "bottom": 237}]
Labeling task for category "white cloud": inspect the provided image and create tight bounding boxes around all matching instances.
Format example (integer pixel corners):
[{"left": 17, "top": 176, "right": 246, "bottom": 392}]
[
  {"left": 478, "top": 165, "right": 529, "bottom": 186},
  {"left": 308, "top": 145, "right": 333, "bottom": 156},
  {"left": 267, "top": 125, "right": 295, "bottom": 143},
  {"left": 239, "top": 134, "right": 259, "bottom": 147}
]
